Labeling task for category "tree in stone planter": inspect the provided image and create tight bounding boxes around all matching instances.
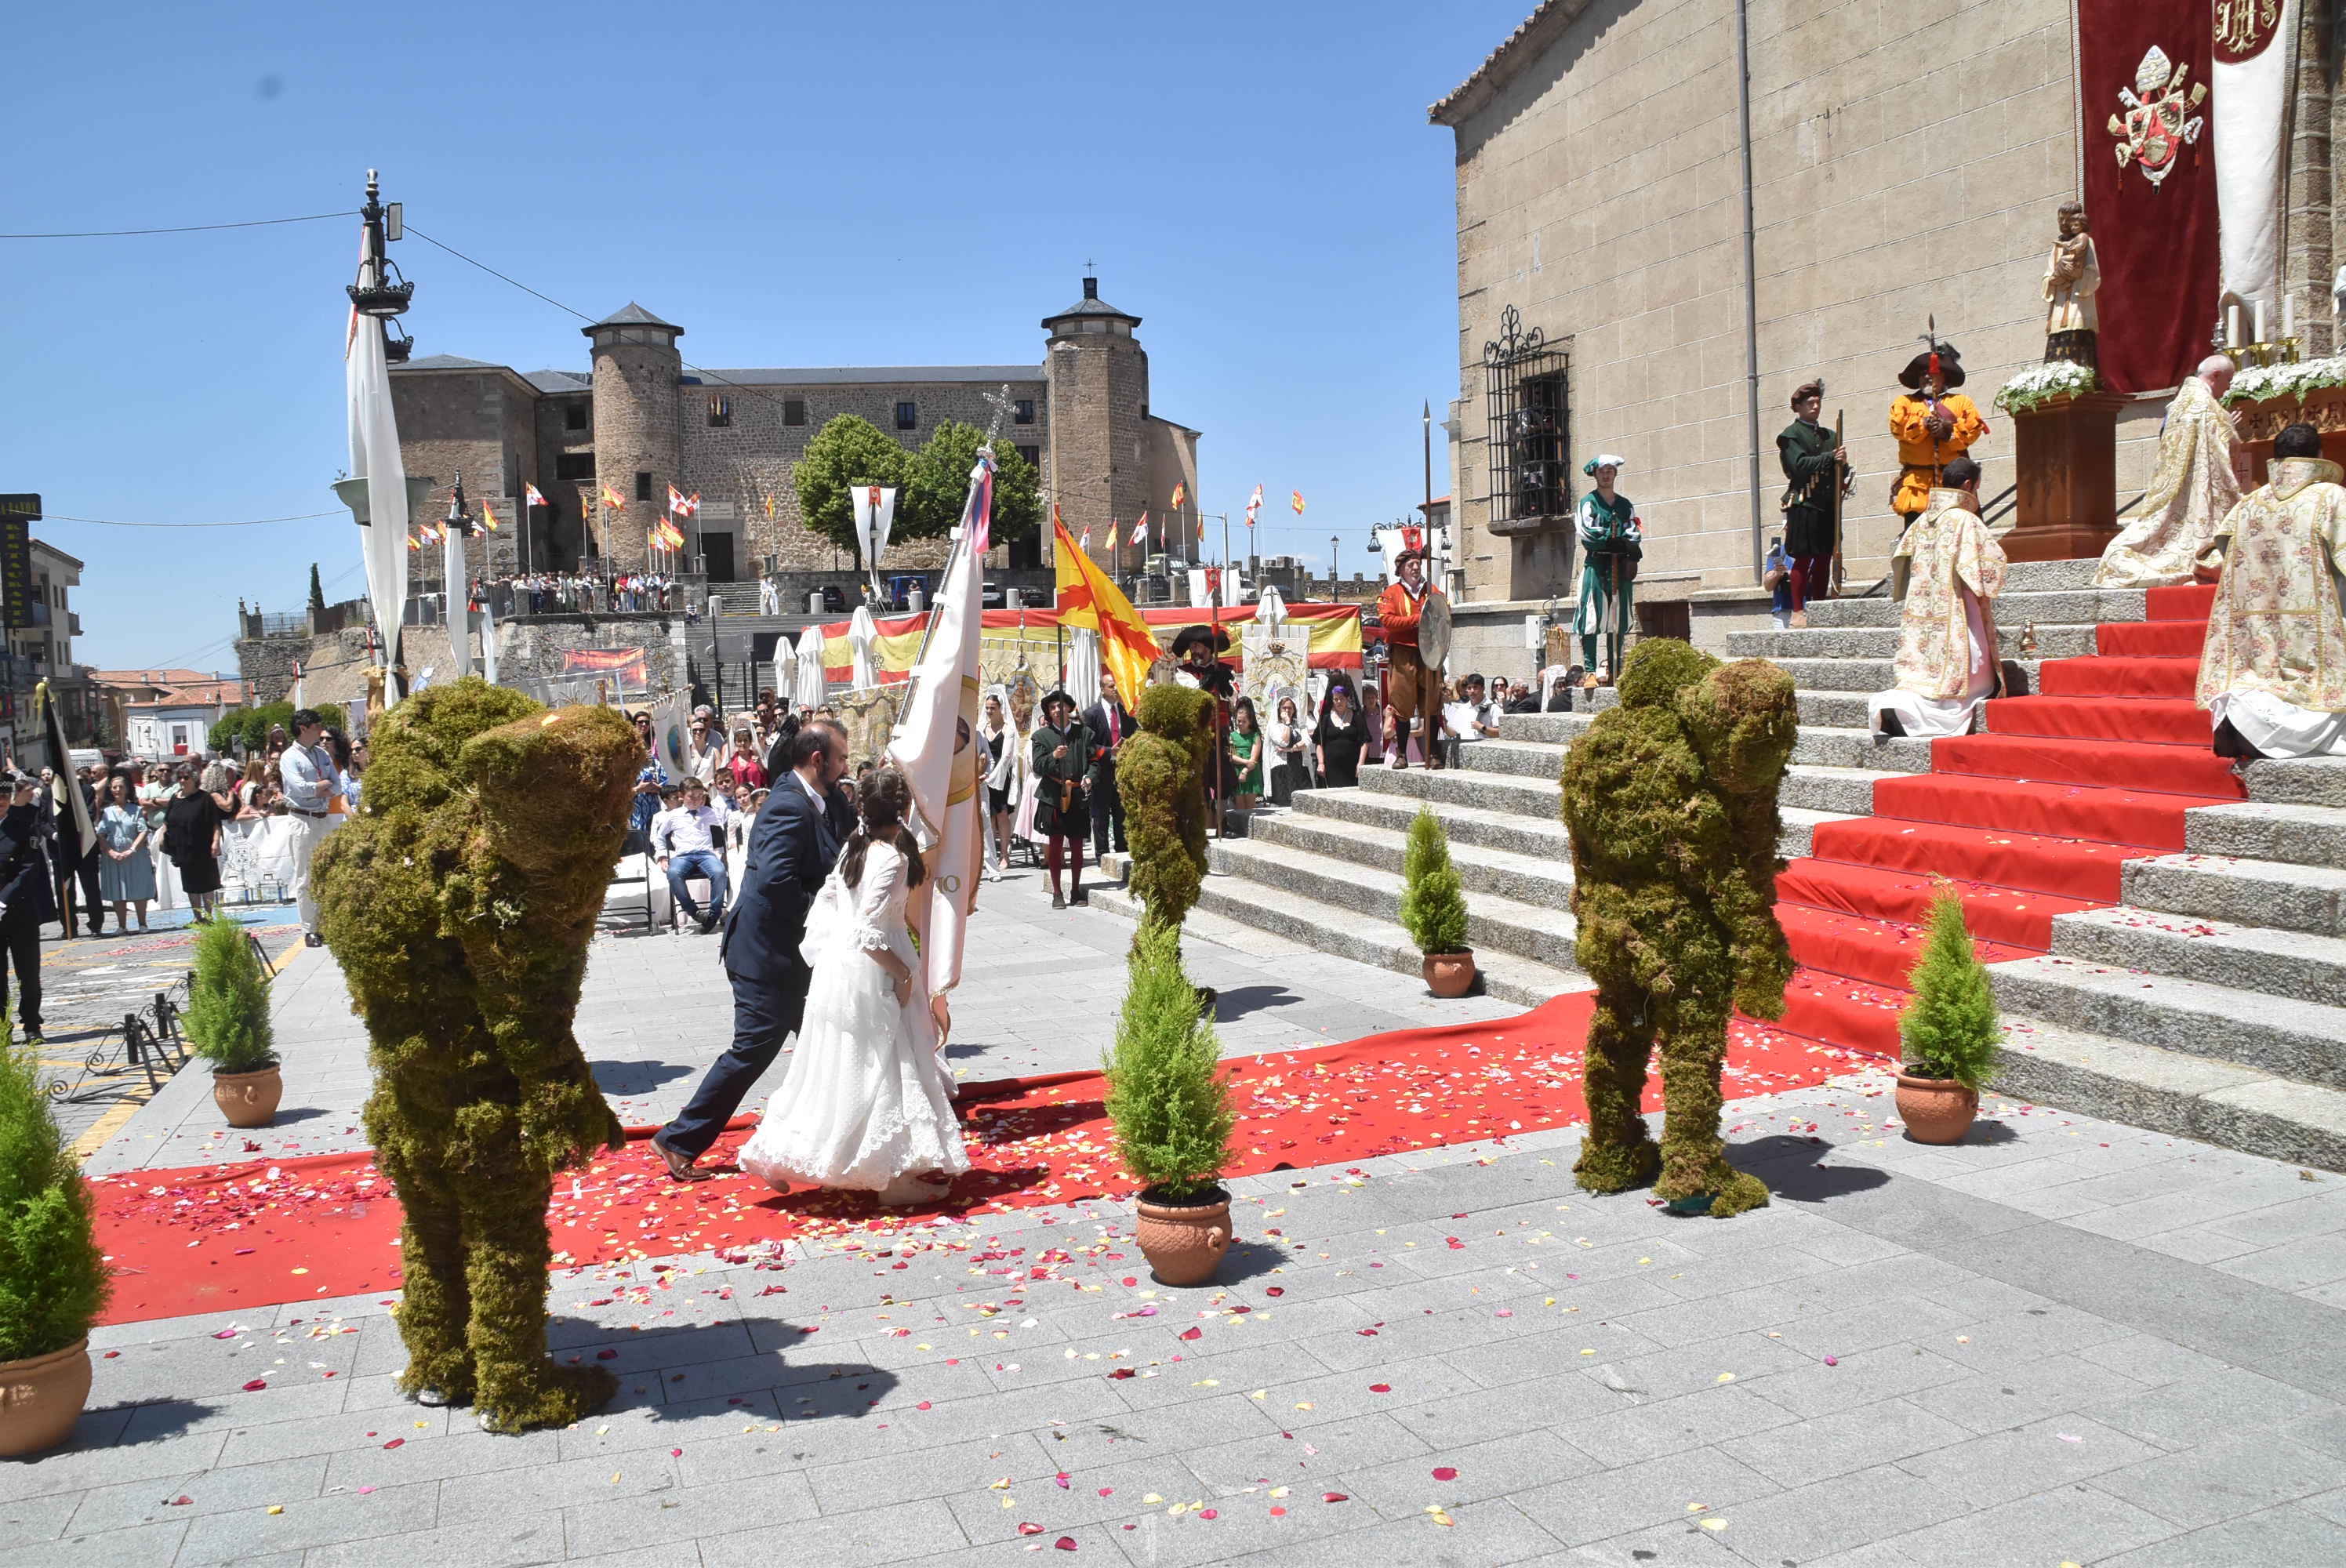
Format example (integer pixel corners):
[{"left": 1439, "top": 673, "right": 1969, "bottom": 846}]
[
  {"left": 0, "top": 1025, "right": 109, "bottom": 1359},
  {"left": 1901, "top": 891, "right": 2002, "bottom": 1091},
  {"left": 1102, "top": 920, "right": 1234, "bottom": 1202},
  {"left": 1397, "top": 804, "right": 1469, "bottom": 958},
  {"left": 1118, "top": 684, "right": 1216, "bottom": 935},
  {"left": 186, "top": 914, "right": 277, "bottom": 1075}
]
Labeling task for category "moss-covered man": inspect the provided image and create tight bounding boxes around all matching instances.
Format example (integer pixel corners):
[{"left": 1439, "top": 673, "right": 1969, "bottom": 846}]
[
  {"left": 315, "top": 681, "right": 641, "bottom": 1430},
  {"left": 1560, "top": 640, "right": 1798, "bottom": 1217}
]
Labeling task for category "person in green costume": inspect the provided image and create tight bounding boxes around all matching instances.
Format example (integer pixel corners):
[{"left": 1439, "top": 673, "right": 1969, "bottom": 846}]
[
  {"left": 314, "top": 680, "right": 641, "bottom": 1432},
  {"left": 1574, "top": 456, "right": 1641, "bottom": 677},
  {"left": 1559, "top": 639, "right": 1798, "bottom": 1218}
]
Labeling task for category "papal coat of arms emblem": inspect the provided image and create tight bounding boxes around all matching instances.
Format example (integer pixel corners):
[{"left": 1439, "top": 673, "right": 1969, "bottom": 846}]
[{"left": 2108, "top": 45, "right": 2206, "bottom": 188}]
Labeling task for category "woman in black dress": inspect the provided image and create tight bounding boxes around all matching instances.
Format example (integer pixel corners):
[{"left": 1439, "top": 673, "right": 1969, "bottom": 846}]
[
  {"left": 1313, "top": 682, "right": 1368, "bottom": 788},
  {"left": 162, "top": 760, "right": 230, "bottom": 916}
]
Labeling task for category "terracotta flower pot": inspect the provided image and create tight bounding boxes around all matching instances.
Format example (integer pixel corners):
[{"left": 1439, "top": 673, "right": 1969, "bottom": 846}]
[
  {"left": 1895, "top": 1073, "right": 1978, "bottom": 1145},
  {"left": 1423, "top": 949, "right": 1476, "bottom": 999},
  {"left": 213, "top": 1065, "right": 284, "bottom": 1128},
  {"left": 0, "top": 1338, "right": 93, "bottom": 1458},
  {"left": 1133, "top": 1186, "right": 1233, "bottom": 1287}
]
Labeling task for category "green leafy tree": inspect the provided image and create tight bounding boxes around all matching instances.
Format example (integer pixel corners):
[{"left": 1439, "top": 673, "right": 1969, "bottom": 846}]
[
  {"left": 1900, "top": 891, "right": 2002, "bottom": 1092},
  {"left": 209, "top": 700, "right": 298, "bottom": 756},
  {"left": 1103, "top": 921, "right": 1235, "bottom": 1202},
  {"left": 308, "top": 563, "right": 328, "bottom": 615},
  {"left": 791, "top": 414, "right": 913, "bottom": 563},
  {"left": 1398, "top": 805, "right": 1469, "bottom": 956},
  {"left": 0, "top": 1025, "right": 111, "bottom": 1362},
  {"left": 186, "top": 914, "right": 277, "bottom": 1074},
  {"left": 904, "top": 421, "right": 1041, "bottom": 545}
]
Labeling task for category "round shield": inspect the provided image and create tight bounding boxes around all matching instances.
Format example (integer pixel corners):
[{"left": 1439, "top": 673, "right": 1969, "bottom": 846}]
[{"left": 1416, "top": 591, "right": 1454, "bottom": 670}]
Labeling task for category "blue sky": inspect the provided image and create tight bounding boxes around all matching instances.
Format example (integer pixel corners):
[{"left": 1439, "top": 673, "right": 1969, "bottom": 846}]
[{"left": 2, "top": 0, "right": 1531, "bottom": 673}]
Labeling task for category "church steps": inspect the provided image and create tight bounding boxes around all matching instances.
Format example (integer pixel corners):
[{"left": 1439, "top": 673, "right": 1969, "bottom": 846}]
[
  {"left": 2184, "top": 800, "right": 2346, "bottom": 870},
  {"left": 1359, "top": 760, "right": 1563, "bottom": 818},
  {"left": 1288, "top": 782, "right": 1852, "bottom": 863},
  {"left": 1246, "top": 811, "right": 1575, "bottom": 913},
  {"left": 1991, "top": 1019, "right": 2346, "bottom": 1172},
  {"left": 2048, "top": 906, "right": 2346, "bottom": 1007},
  {"left": 1806, "top": 818, "right": 2137, "bottom": 906},
  {"left": 1468, "top": 718, "right": 1930, "bottom": 775},
  {"left": 1988, "top": 954, "right": 2346, "bottom": 1092},
  {"left": 1778, "top": 902, "right": 2036, "bottom": 993},
  {"left": 1998, "top": 558, "right": 2103, "bottom": 592},
  {"left": 1764, "top": 656, "right": 2046, "bottom": 694},
  {"left": 1870, "top": 773, "right": 2230, "bottom": 851},
  {"left": 1799, "top": 586, "right": 2148, "bottom": 631},
  {"left": 2037, "top": 655, "right": 2199, "bottom": 699},
  {"left": 1724, "top": 623, "right": 2100, "bottom": 662},
  {"left": 1926, "top": 732, "right": 2248, "bottom": 800},
  {"left": 1083, "top": 884, "right": 1588, "bottom": 1011},
  {"left": 1201, "top": 837, "right": 1582, "bottom": 970},
  {"left": 2242, "top": 757, "right": 2346, "bottom": 811},
  {"left": 2097, "top": 619, "right": 2207, "bottom": 658},
  {"left": 1984, "top": 695, "right": 2210, "bottom": 747},
  {"left": 1778, "top": 856, "right": 2100, "bottom": 951},
  {"left": 2118, "top": 853, "right": 2346, "bottom": 939}
]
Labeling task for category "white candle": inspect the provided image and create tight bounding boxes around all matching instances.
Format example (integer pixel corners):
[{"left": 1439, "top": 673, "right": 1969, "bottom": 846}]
[
  {"left": 2284, "top": 294, "right": 2296, "bottom": 338},
  {"left": 2254, "top": 299, "right": 2268, "bottom": 343},
  {"left": 2228, "top": 304, "right": 2244, "bottom": 347}
]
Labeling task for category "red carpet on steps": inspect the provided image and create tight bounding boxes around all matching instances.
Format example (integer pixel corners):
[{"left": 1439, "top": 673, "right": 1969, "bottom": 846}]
[
  {"left": 1761, "top": 586, "right": 2230, "bottom": 1056},
  {"left": 86, "top": 993, "right": 1872, "bottom": 1326}
]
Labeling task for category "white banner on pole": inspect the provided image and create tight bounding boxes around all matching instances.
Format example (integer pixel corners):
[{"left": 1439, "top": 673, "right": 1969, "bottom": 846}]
[
  {"left": 2213, "top": 0, "right": 2296, "bottom": 312},
  {"left": 345, "top": 302, "right": 409, "bottom": 675}
]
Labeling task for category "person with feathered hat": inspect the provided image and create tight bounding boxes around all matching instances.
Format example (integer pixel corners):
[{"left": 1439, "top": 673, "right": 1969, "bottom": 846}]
[
  {"left": 1373, "top": 546, "right": 1447, "bottom": 768},
  {"left": 1574, "top": 456, "right": 1640, "bottom": 679},
  {"left": 1888, "top": 340, "right": 1988, "bottom": 530}
]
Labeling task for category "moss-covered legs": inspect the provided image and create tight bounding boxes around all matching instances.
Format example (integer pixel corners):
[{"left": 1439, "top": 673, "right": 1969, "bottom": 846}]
[
  {"left": 1652, "top": 994, "right": 1768, "bottom": 1218},
  {"left": 1574, "top": 995, "right": 1658, "bottom": 1194},
  {"left": 379, "top": 1139, "right": 474, "bottom": 1405},
  {"left": 459, "top": 1138, "right": 615, "bottom": 1433}
]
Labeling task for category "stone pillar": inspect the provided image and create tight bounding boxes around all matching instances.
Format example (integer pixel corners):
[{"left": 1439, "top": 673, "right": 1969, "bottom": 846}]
[
  {"left": 2290, "top": 0, "right": 2334, "bottom": 354},
  {"left": 2004, "top": 391, "right": 2129, "bottom": 561}
]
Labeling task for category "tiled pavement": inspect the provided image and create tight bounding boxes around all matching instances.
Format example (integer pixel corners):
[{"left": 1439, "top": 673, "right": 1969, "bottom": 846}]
[{"left": 16, "top": 858, "right": 2346, "bottom": 1565}]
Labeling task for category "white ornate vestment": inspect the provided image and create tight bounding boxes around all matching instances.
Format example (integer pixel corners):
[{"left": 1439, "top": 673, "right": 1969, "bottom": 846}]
[
  {"left": 2196, "top": 458, "right": 2346, "bottom": 713},
  {"left": 1892, "top": 490, "right": 2007, "bottom": 701},
  {"left": 2094, "top": 376, "right": 2242, "bottom": 587}
]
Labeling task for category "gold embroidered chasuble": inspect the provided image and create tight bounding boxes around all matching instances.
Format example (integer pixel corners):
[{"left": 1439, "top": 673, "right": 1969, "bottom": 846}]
[
  {"left": 2094, "top": 376, "right": 2242, "bottom": 588},
  {"left": 2197, "top": 459, "right": 2346, "bottom": 713},
  {"left": 1892, "top": 489, "right": 2007, "bottom": 701}
]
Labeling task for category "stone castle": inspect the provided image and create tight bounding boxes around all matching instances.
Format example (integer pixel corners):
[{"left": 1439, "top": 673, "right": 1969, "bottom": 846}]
[{"left": 390, "top": 276, "right": 1199, "bottom": 582}]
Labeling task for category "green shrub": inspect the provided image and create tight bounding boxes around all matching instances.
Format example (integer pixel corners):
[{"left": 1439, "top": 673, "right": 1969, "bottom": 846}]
[
  {"left": 1900, "top": 891, "right": 2002, "bottom": 1092},
  {"left": 1397, "top": 804, "right": 1469, "bottom": 956},
  {"left": 187, "top": 915, "right": 277, "bottom": 1073},
  {"left": 209, "top": 701, "right": 298, "bottom": 757},
  {"left": 1120, "top": 684, "right": 1215, "bottom": 934},
  {"left": 0, "top": 1026, "right": 111, "bottom": 1360},
  {"left": 1102, "top": 921, "right": 1234, "bottom": 1203}
]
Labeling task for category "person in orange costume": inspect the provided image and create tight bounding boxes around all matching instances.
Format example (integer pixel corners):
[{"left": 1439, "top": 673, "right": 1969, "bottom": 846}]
[
  {"left": 1375, "top": 546, "right": 1447, "bottom": 768},
  {"left": 1888, "top": 343, "right": 1988, "bottom": 526}
]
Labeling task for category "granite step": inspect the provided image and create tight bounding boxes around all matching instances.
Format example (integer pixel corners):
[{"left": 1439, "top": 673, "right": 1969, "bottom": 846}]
[
  {"left": 1725, "top": 622, "right": 2097, "bottom": 662},
  {"left": 2184, "top": 800, "right": 2346, "bottom": 870},
  {"left": 2243, "top": 757, "right": 2346, "bottom": 811},
  {"left": 1998, "top": 557, "right": 2103, "bottom": 592},
  {"left": 2049, "top": 905, "right": 2346, "bottom": 1007},
  {"left": 1358, "top": 758, "right": 1564, "bottom": 818},
  {"left": 1802, "top": 586, "right": 2148, "bottom": 631},
  {"left": 1086, "top": 880, "right": 1588, "bottom": 1010},
  {"left": 1280, "top": 786, "right": 1848, "bottom": 871},
  {"left": 1247, "top": 810, "right": 1576, "bottom": 913},
  {"left": 1204, "top": 836, "right": 1579, "bottom": 968},
  {"left": 2119, "top": 852, "right": 2346, "bottom": 938},
  {"left": 1988, "top": 953, "right": 2346, "bottom": 1091},
  {"left": 1992, "top": 1017, "right": 2346, "bottom": 1173}
]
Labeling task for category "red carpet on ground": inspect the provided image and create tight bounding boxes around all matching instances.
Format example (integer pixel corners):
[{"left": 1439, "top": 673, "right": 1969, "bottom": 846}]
[{"left": 87, "top": 994, "right": 1870, "bottom": 1325}]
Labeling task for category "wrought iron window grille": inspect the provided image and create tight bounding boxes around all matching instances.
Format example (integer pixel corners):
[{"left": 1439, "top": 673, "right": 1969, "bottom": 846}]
[{"left": 1483, "top": 306, "right": 1572, "bottom": 528}]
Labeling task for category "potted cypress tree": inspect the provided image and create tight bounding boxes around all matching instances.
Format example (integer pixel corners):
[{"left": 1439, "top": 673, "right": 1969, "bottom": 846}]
[
  {"left": 1399, "top": 804, "right": 1476, "bottom": 996},
  {"left": 1896, "top": 891, "right": 2001, "bottom": 1143},
  {"left": 1104, "top": 921, "right": 1237, "bottom": 1286},
  {"left": 0, "top": 1026, "right": 111, "bottom": 1456},
  {"left": 188, "top": 915, "right": 281, "bottom": 1128}
]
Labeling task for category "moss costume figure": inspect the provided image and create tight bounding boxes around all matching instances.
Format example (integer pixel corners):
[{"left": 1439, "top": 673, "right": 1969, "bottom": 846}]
[
  {"left": 1117, "top": 683, "right": 1215, "bottom": 933},
  {"left": 1559, "top": 639, "right": 1797, "bottom": 1218},
  {"left": 314, "top": 680, "right": 640, "bottom": 1431}
]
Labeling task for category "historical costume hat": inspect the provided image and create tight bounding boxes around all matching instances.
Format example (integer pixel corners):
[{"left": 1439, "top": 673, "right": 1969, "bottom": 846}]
[
  {"left": 1582, "top": 454, "right": 1629, "bottom": 476},
  {"left": 1790, "top": 378, "right": 1825, "bottom": 408},
  {"left": 1040, "top": 688, "right": 1077, "bottom": 714},
  {"left": 1393, "top": 545, "right": 1427, "bottom": 567},
  {"left": 1172, "top": 623, "right": 1234, "bottom": 659},
  {"left": 1898, "top": 345, "right": 1966, "bottom": 390}
]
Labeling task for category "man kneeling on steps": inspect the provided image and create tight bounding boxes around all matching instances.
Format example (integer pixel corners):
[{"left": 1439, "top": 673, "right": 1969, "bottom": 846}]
[
  {"left": 1867, "top": 456, "right": 2006, "bottom": 740},
  {"left": 2200, "top": 421, "right": 2346, "bottom": 760}
]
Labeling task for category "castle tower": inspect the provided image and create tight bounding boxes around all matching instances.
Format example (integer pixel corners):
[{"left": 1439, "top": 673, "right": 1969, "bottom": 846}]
[
  {"left": 1043, "top": 278, "right": 1149, "bottom": 566},
  {"left": 584, "top": 303, "right": 684, "bottom": 569}
]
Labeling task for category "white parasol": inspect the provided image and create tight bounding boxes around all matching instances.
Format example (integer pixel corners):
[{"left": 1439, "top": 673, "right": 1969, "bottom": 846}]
[
  {"left": 794, "top": 624, "right": 826, "bottom": 711},
  {"left": 848, "top": 604, "right": 881, "bottom": 691},
  {"left": 773, "top": 636, "right": 796, "bottom": 706}
]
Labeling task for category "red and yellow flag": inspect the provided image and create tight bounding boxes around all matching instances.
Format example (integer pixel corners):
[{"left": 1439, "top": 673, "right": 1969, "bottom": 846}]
[
  {"left": 1054, "top": 514, "right": 1160, "bottom": 700},
  {"left": 601, "top": 483, "right": 626, "bottom": 511},
  {"left": 1170, "top": 481, "right": 1186, "bottom": 509},
  {"left": 480, "top": 500, "right": 500, "bottom": 532},
  {"left": 1291, "top": 489, "right": 1306, "bottom": 515}
]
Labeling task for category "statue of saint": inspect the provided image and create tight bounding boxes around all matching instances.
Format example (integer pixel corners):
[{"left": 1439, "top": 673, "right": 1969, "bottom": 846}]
[{"left": 2043, "top": 200, "right": 2100, "bottom": 368}]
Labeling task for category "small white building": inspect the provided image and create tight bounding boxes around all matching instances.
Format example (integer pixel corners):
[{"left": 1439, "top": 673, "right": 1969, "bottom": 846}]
[{"left": 92, "top": 669, "right": 245, "bottom": 761}]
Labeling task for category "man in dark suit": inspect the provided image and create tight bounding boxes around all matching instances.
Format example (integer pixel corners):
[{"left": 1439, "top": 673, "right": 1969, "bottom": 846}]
[
  {"left": 652, "top": 720, "right": 852, "bottom": 1181},
  {"left": 0, "top": 771, "right": 57, "bottom": 1040},
  {"left": 1081, "top": 668, "right": 1132, "bottom": 860}
]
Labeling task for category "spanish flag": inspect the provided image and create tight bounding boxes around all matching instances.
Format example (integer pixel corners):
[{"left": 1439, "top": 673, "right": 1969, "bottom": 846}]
[
  {"left": 601, "top": 483, "right": 626, "bottom": 511},
  {"left": 1053, "top": 514, "right": 1160, "bottom": 701},
  {"left": 1170, "top": 481, "right": 1186, "bottom": 509},
  {"left": 480, "top": 499, "right": 500, "bottom": 532}
]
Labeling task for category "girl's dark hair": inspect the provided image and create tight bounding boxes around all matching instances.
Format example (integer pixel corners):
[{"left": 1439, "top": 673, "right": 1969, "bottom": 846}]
[
  {"left": 1233, "top": 696, "right": 1258, "bottom": 732},
  {"left": 841, "top": 765, "right": 927, "bottom": 891}
]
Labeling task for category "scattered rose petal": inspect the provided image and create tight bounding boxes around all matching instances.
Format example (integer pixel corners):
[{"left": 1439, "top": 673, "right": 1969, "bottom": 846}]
[
  {"left": 1368, "top": 1383, "right": 1391, "bottom": 1393},
  {"left": 1323, "top": 1492, "right": 1349, "bottom": 1503},
  {"left": 1822, "top": 1356, "right": 1839, "bottom": 1367},
  {"left": 1054, "top": 1538, "right": 1077, "bottom": 1552},
  {"left": 382, "top": 1438, "right": 404, "bottom": 1450},
  {"left": 242, "top": 1379, "right": 267, "bottom": 1392},
  {"left": 1432, "top": 1466, "right": 1458, "bottom": 1481}
]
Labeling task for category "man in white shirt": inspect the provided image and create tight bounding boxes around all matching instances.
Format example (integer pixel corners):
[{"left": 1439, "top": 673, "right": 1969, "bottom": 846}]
[
  {"left": 652, "top": 779, "right": 733, "bottom": 933},
  {"left": 278, "top": 707, "right": 339, "bottom": 946}
]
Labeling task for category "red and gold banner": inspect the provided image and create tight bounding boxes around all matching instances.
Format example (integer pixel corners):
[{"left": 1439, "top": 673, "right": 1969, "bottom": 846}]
[{"left": 2079, "top": 0, "right": 2221, "bottom": 393}]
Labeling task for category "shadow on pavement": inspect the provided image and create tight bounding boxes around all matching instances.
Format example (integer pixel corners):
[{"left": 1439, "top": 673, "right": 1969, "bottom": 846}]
[{"left": 1731, "top": 1133, "right": 1894, "bottom": 1204}]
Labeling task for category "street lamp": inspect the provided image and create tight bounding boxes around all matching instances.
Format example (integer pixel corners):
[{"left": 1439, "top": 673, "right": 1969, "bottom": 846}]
[{"left": 1331, "top": 534, "right": 1340, "bottom": 593}]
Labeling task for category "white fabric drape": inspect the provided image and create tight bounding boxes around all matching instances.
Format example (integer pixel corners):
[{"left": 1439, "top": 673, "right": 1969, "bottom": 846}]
[
  {"left": 794, "top": 626, "right": 826, "bottom": 711},
  {"left": 774, "top": 638, "right": 796, "bottom": 709},
  {"left": 1065, "top": 628, "right": 1102, "bottom": 711},
  {"left": 2213, "top": 0, "right": 2297, "bottom": 313},
  {"left": 344, "top": 310, "right": 409, "bottom": 675},
  {"left": 848, "top": 605, "right": 881, "bottom": 691}
]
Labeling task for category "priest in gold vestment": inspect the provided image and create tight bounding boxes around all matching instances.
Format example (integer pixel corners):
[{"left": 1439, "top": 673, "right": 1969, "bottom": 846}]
[
  {"left": 2199, "top": 423, "right": 2346, "bottom": 759},
  {"left": 2094, "top": 356, "right": 2241, "bottom": 588},
  {"left": 1870, "top": 458, "right": 2007, "bottom": 739}
]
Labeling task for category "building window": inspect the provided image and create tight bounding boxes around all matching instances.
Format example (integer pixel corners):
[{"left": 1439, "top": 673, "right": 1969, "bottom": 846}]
[
  {"left": 554, "top": 452, "right": 594, "bottom": 481},
  {"left": 1015, "top": 445, "right": 1040, "bottom": 471},
  {"left": 1482, "top": 306, "right": 1571, "bottom": 524},
  {"left": 1014, "top": 398, "right": 1035, "bottom": 425},
  {"left": 895, "top": 401, "right": 917, "bottom": 430},
  {"left": 707, "top": 394, "right": 732, "bottom": 428},
  {"left": 783, "top": 397, "right": 806, "bottom": 426},
  {"left": 565, "top": 401, "right": 590, "bottom": 432},
  {"left": 634, "top": 471, "right": 653, "bottom": 502}
]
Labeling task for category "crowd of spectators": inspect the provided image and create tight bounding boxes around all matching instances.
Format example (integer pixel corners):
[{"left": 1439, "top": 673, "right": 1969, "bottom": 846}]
[{"left": 467, "top": 572, "right": 692, "bottom": 619}]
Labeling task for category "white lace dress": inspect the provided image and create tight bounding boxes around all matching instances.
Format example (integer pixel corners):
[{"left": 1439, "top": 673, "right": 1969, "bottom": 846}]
[{"left": 736, "top": 841, "right": 971, "bottom": 1200}]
